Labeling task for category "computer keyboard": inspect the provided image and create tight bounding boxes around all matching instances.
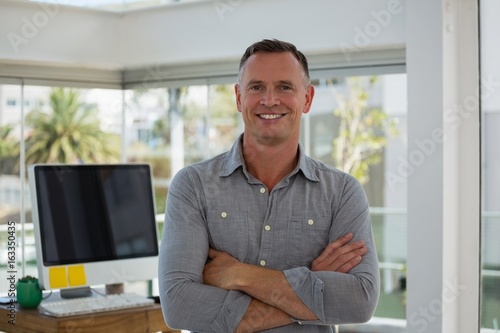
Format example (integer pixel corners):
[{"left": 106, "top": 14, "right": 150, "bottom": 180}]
[{"left": 38, "top": 293, "right": 155, "bottom": 317}]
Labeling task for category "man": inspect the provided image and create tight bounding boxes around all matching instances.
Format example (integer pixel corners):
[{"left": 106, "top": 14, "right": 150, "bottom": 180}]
[{"left": 159, "top": 39, "right": 380, "bottom": 333}]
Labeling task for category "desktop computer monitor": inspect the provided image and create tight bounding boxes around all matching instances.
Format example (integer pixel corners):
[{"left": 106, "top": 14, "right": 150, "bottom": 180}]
[{"left": 28, "top": 164, "right": 159, "bottom": 298}]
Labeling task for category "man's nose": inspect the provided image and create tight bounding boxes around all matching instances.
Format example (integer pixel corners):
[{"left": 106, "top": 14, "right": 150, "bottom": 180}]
[{"left": 260, "top": 89, "right": 280, "bottom": 107}]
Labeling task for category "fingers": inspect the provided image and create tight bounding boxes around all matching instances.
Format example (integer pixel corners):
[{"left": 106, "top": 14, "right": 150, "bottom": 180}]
[
  {"left": 208, "top": 248, "right": 218, "bottom": 259},
  {"left": 311, "top": 234, "right": 368, "bottom": 272},
  {"left": 312, "top": 245, "right": 366, "bottom": 272},
  {"left": 208, "top": 248, "right": 226, "bottom": 259},
  {"left": 207, "top": 249, "right": 237, "bottom": 265},
  {"left": 314, "top": 233, "right": 353, "bottom": 263},
  {"left": 334, "top": 247, "right": 367, "bottom": 273}
]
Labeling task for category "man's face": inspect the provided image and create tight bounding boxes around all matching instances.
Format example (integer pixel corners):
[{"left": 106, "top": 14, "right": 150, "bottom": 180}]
[{"left": 235, "top": 52, "right": 314, "bottom": 146}]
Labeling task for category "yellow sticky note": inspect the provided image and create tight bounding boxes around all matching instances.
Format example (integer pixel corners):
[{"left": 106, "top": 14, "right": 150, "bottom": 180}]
[
  {"left": 49, "top": 267, "right": 68, "bottom": 289},
  {"left": 68, "top": 265, "right": 87, "bottom": 287}
]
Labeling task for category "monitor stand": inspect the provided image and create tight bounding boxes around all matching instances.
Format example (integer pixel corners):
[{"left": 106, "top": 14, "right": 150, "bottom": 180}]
[
  {"left": 60, "top": 286, "right": 92, "bottom": 299},
  {"left": 105, "top": 283, "right": 124, "bottom": 295},
  {"left": 59, "top": 283, "right": 124, "bottom": 298}
]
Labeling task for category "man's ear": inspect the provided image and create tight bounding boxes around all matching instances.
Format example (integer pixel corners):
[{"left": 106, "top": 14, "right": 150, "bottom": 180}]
[
  {"left": 303, "top": 85, "right": 315, "bottom": 114},
  {"left": 235, "top": 83, "right": 242, "bottom": 113}
]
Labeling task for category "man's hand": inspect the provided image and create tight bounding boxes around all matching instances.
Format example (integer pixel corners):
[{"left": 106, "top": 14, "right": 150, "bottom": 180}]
[
  {"left": 204, "top": 233, "right": 367, "bottom": 289},
  {"left": 203, "top": 249, "right": 318, "bottom": 323},
  {"left": 311, "top": 233, "right": 367, "bottom": 272},
  {"left": 203, "top": 248, "right": 242, "bottom": 290},
  {"left": 202, "top": 233, "right": 367, "bottom": 331}
]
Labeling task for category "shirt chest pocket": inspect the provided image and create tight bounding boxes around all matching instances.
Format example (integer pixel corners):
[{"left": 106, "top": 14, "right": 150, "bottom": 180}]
[
  {"left": 207, "top": 209, "right": 249, "bottom": 261},
  {"left": 286, "top": 215, "right": 331, "bottom": 268}
]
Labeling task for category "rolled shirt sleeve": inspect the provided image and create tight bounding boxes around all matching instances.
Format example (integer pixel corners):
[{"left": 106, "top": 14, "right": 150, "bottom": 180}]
[
  {"left": 210, "top": 290, "right": 252, "bottom": 332},
  {"left": 283, "top": 175, "right": 380, "bottom": 326},
  {"left": 158, "top": 165, "right": 252, "bottom": 332}
]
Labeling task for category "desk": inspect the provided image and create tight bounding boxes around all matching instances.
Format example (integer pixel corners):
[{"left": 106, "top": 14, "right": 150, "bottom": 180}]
[{"left": 0, "top": 302, "right": 180, "bottom": 333}]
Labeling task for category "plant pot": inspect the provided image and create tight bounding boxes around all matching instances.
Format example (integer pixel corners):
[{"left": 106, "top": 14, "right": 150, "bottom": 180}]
[{"left": 16, "top": 278, "right": 42, "bottom": 309}]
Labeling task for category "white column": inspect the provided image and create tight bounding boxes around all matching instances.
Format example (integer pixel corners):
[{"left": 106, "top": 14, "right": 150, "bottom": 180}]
[{"left": 406, "top": 1, "right": 480, "bottom": 333}]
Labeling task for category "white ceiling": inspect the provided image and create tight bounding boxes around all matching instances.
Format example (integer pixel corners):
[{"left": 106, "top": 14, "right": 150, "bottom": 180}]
[
  {"left": 0, "top": 0, "right": 406, "bottom": 87},
  {"left": 25, "top": 0, "right": 202, "bottom": 12}
]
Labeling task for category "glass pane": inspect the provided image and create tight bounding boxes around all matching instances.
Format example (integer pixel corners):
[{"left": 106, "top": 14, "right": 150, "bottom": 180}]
[
  {"left": 0, "top": 85, "right": 125, "bottom": 295},
  {"left": 24, "top": 86, "right": 122, "bottom": 165},
  {"left": 207, "top": 84, "right": 242, "bottom": 156},
  {"left": 1, "top": 73, "right": 409, "bottom": 327},
  {"left": 124, "top": 84, "right": 243, "bottom": 219},
  {"left": 0, "top": 84, "right": 23, "bottom": 294},
  {"left": 304, "top": 74, "right": 408, "bottom": 331},
  {"left": 124, "top": 88, "right": 169, "bottom": 217},
  {"left": 481, "top": 0, "right": 500, "bottom": 330}
]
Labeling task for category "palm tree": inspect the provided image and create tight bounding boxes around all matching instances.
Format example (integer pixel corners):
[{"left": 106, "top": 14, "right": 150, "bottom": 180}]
[
  {"left": 0, "top": 124, "right": 20, "bottom": 174},
  {"left": 25, "top": 88, "right": 120, "bottom": 164}
]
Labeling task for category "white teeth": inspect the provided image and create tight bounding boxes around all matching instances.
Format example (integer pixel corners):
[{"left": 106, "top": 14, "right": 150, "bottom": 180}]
[{"left": 259, "top": 114, "right": 283, "bottom": 119}]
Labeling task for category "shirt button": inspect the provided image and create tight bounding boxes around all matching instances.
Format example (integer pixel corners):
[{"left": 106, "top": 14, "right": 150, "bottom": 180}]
[
  {"left": 259, "top": 187, "right": 266, "bottom": 194},
  {"left": 260, "top": 260, "right": 266, "bottom": 266},
  {"left": 221, "top": 212, "right": 227, "bottom": 218},
  {"left": 307, "top": 219, "right": 314, "bottom": 225},
  {"left": 264, "top": 225, "right": 271, "bottom": 231}
]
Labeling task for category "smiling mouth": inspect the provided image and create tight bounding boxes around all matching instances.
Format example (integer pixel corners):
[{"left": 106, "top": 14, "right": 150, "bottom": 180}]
[{"left": 258, "top": 114, "right": 284, "bottom": 120}]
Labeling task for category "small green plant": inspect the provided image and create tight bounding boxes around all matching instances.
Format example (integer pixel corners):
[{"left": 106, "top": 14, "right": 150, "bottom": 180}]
[{"left": 18, "top": 275, "right": 37, "bottom": 282}]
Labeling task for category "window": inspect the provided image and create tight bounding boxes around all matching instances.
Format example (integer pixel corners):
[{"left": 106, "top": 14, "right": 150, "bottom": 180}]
[
  {"left": 0, "top": 85, "right": 22, "bottom": 293},
  {"left": 309, "top": 74, "right": 407, "bottom": 330},
  {"left": 0, "top": 71, "right": 408, "bottom": 331}
]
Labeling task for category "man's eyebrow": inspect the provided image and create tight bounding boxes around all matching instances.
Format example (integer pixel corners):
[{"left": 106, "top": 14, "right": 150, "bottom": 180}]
[
  {"left": 276, "top": 80, "right": 295, "bottom": 86},
  {"left": 246, "top": 79, "right": 264, "bottom": 86},
  {"left": 245, "top": 79, "right": 296, "bottom": 86}
]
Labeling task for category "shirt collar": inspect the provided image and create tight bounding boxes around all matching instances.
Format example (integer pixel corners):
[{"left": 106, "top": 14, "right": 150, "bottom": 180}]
[{"left": 220, "top": 134, "right": 319, "bottom": 182}]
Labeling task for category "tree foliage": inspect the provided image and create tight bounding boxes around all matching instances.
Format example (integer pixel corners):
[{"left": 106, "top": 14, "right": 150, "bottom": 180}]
[
  {"left": 0, "top": 125, "right": 20, "bottom": 174},
  {"left": 25, "top": 88, "right": 120, "bottom": 164},
  {"left": 332, "top": 77, "right": 399, "bottom": 184}
]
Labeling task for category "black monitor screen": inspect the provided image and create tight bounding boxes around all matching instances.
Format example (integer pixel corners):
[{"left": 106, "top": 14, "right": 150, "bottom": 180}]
[{"left": 32, "top": 164, "right": 159, "bottom": 266}]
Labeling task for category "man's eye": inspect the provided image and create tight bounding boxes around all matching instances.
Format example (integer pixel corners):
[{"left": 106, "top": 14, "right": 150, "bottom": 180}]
[
  {"left": 250, "top": 85, "right": 261, "bottom": 90},
  {"left": 280, "top": 85, "right": 292, "bottom": 90}
]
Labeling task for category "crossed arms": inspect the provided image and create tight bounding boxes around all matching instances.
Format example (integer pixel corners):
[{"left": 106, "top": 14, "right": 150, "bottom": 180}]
[
  {"left": 204, "top": 233, "right": 368, "bottom": 332},
  {"left": 158, "top": 166, "right": 380, "bottom": 332}
]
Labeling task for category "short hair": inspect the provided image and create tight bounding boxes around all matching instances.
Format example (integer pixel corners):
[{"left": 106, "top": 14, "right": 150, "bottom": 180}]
[{"left": 237, "top": 39, "right": 310, "bottom": 85}]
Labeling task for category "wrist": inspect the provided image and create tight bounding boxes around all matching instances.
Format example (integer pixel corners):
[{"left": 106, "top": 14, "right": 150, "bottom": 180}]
[{"left": 231, "top": 262, "right": 252, "bottom": 290}]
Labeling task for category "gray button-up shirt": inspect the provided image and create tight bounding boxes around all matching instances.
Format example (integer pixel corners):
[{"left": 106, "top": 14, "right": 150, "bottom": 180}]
[{"left": 159, "top": 135, "right": 380, "bottom": 332}]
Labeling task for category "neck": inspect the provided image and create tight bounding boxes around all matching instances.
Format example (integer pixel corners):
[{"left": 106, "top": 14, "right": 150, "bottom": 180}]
[{"left": 242, "top": 137, "right": 299, "bottom": 191}]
